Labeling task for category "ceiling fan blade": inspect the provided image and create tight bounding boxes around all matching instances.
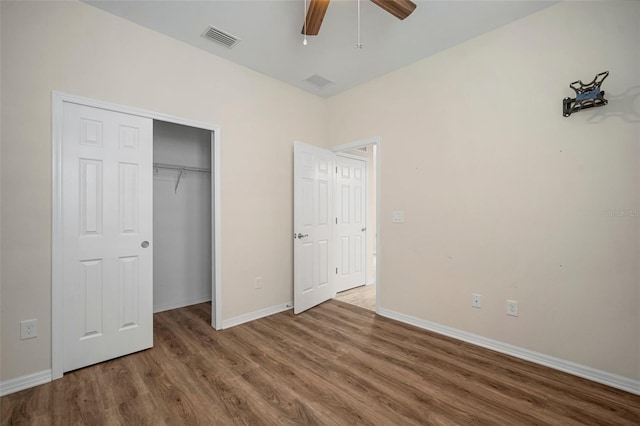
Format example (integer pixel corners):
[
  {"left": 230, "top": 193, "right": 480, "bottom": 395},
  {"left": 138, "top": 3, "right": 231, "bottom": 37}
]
[
  {"left": 369, "top": 0, "right": 417, "bottom": 20},
  {"left": 302, "top": 0, "right": 330, "bottom": 36}
]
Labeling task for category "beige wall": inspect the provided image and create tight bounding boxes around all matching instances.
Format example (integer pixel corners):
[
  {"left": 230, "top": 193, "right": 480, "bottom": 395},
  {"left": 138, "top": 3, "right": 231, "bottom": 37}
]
[
  {"left": 1, "top": 0, "right": 638, "bottom": 387},
  {"left": 328, "top": 1, "right": 640, "bottom": 379},
  {"left": 0, "top": 1, "right": 327, "bottom": 381}
]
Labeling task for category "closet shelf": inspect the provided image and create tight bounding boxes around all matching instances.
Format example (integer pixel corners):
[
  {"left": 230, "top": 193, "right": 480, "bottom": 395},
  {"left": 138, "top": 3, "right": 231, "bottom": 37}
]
[
  {"left": 153, "top": 162, "right": 211, "bottom": 174},
  {"left": 153, "top": 162, "right": 211, "bottom": 194}
]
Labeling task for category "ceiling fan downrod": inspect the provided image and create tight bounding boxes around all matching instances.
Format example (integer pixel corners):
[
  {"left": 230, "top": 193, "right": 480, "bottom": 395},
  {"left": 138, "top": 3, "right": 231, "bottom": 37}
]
[{"left": 303, "top": 0, "right": 308, "bottom": 45}]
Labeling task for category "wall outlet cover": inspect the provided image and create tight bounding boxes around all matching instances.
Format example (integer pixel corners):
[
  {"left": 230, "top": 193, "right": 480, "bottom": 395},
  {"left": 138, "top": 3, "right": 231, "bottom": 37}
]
[
  {"left": 507, "top": 300, "right": 519, "bottom": 317},
  {"left": 20, "top": 319, "right": 38, "bottom": 340},
  {"left": 471, "top": 293, "right": 482, "bottom": 308},
  {"left": 392, "top": 211, "right": 404, "bottom": 223}
]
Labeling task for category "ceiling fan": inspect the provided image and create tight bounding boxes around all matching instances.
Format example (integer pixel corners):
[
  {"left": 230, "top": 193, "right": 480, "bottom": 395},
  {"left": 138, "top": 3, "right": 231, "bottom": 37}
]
[{"left": 302, "top": 0, "right": 417, "bottom": 36}]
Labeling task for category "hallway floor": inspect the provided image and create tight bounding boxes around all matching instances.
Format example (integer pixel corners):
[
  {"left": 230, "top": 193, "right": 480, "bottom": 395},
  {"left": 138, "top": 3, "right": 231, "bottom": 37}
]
[{"left": 334, "top": 284, "right": 376, "bottom": 311}]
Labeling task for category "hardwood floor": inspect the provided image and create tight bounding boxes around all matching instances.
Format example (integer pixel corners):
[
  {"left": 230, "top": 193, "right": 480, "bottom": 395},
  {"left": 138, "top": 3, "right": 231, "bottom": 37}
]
[
  {"left": 334, "top": 284, "right": 376, "bottom": 311},
  {"left": 2, "top": 300, "right": 640, "bottom": 425}
]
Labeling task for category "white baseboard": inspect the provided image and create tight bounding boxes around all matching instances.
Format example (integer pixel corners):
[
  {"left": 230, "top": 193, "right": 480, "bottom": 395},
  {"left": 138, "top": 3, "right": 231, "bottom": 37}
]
[
  {"left": 378, "top": 308, "right": 640, "bottom": 396},
  {"left": 154, "top": 296, "right": 212, "bottom": 313},
  {"left": 222, "top": 301, "right": 293, "bottom": 329},
  {"left": 0, "top": 370, "right": 52, "bottom": 397}
]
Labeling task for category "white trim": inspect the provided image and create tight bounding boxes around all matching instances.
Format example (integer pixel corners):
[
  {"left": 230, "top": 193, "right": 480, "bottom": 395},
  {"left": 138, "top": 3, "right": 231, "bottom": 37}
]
[
  {"left": 335, "top": 151, "right": 367, "bottom": 161},
  {"left": 51, "top": 91, "right": 223, "bottom": 381},
  {"left": 212, "top": 129, "right": 223, "bottom": 330},
  {"left": 0, "top": 370, "right": 52, "bottom": 397},
  {"left": 53, "top": 92, "right": 218, "bottom": 131},
  {"left": 332, "top": 137, "right": 381, "bottom": 314},
  {"left": 51, "top": 93, "right": 64, "bottom": 380},
  {"left": 378, "top": 308, "right": 640, "bottom": 396},
  {"left": 154, "top": 296, "right": 212, "bottom": 314},
  {"left": 331, "top": 137, "right": 380, "bottom": 154},
  {"left": 222, "top": 302, "right": 293, "bottom": 329}
]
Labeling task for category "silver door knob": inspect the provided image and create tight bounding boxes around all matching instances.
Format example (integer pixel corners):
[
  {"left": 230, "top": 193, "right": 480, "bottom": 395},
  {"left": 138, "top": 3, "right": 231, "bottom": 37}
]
[
  {"left": 141, "top": 241, "right": 149, "bottom": 248},
  {"left": 296, "top": 233, "right": 309, "bottom": 239},
  {"left": 361, "top": 227, "right": 367, "bottom": 232}
]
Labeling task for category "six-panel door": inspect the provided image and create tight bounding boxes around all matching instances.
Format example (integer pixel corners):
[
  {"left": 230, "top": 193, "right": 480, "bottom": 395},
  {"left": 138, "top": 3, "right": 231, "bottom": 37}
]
[
  {"left": 62, "top": 102, "right": 153, "bottom": 372},
  {"left": 335, "top": 155, "right": 367, "bottom": 292},
  {"left": 293, "top": 141, "right": 335, "bottom": 314}
]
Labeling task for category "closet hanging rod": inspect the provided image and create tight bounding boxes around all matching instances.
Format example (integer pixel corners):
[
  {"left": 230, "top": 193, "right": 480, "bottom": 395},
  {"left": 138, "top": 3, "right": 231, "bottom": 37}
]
[{"left": 153, "top": 162, "right": 211, "bottom": 173}]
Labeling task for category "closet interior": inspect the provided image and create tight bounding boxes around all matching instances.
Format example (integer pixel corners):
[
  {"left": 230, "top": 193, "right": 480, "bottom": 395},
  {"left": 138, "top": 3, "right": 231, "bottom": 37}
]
[{"left": 153, "top": 120, "right": 213, "bottom": 313}]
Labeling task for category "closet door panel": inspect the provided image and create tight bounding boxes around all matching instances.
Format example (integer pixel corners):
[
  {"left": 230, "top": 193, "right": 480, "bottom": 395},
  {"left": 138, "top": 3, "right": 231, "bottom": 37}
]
[{"left": 63, "top": 102, "right": 153, "bottom": 373}]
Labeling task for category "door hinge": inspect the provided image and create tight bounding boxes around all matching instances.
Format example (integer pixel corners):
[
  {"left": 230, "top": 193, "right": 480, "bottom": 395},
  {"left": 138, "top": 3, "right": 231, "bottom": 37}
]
[
  {"left": 335, "top": 217, "right": 338, "bottom": 224},
  {"left": 335, "top": 166, "right": 338, "bottom": 173},
  {"left": 336, "top": 267, "right": 338, "bottom": 274}
]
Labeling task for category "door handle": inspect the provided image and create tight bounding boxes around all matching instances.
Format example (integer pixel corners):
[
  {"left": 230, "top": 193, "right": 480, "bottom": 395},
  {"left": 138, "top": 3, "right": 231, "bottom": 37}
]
[
  {"left": 296, "top": 233, "right": 309, "bottom": 239},
  {"left": 361, "top": 227, "right": 367, "bottom": 232},
  {"left": 141, "top": 241, "right": 150, "bottom": 248}
]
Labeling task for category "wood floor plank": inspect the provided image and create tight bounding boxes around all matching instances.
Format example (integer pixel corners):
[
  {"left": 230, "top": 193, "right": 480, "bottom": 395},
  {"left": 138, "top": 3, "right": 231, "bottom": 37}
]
[
  {"left": 2, "top": 300, "right": 639, "bottom": 425},
  {"left": 306, "top": 304, "right": 574, "bottom": 421},
  {"left": 251, "top": 314, "right": 458, "bottom": 424},
  {"left": 315, "top": 302, "right": 635, "bottom": 424},
  {"left": 239, "top": 319, "right": 429, "bottom": 425},
  {"left": 231, "top": 327, "right": 384, "bottom": 425},
  {"left": 278, "top": 309, "right": 528, "bottom": 424}
]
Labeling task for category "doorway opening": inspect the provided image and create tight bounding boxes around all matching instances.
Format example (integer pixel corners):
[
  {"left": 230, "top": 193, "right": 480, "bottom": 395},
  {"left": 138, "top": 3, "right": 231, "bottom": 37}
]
[
  {"left": 332, "top": 139, "right": 380, "bottom": 312},
  {"left": 152, "top": 121, "right": 212, "bottom": 315}
]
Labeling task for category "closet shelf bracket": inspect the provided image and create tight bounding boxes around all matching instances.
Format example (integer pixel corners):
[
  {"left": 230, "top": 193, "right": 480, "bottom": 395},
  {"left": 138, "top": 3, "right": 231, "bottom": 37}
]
[{"left": 175, "top": 169, "right": 185, "bottom": 194}]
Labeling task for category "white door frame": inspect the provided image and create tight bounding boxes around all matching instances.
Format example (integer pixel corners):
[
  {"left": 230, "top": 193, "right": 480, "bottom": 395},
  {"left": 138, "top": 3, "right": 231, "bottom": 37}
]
[
  {"left": 332, "top": 137, "right": 380, "bottom": 312},
  {"left": 51, "top": 91, "right": 223, "bottom": 380}
]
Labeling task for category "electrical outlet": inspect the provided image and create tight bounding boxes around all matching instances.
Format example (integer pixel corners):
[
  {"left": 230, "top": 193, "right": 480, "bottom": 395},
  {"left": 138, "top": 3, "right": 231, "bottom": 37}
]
[
  {"left": 392, "top": 211, "right": 404, "bottom": 223},
  {"left": 254, "top": 277, "right": 263, "bottom": 290},
  {"left": 20, "top": 319, "right": 37, "bottom": 340},
  {"left": 506, "top": 300, "right": 519, "bottom": 317},
  {"left": 471, "top": 293, "right": 482, "bottom": 308}
]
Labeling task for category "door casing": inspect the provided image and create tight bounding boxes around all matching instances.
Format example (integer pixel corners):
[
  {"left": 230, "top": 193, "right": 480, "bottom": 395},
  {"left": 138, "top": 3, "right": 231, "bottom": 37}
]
[{"left": 51, "top": 91, "right": 222, "bottom": 379}]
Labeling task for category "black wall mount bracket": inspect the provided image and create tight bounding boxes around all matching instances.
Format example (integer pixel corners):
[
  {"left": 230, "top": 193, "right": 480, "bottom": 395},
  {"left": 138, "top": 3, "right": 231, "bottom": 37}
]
[{"left": 563, "top": 71, "right": 609, "bottom": 117}]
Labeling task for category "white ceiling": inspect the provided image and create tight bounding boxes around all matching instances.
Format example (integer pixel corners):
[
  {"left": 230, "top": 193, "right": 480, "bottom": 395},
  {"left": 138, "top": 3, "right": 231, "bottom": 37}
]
[{"left": 85, "top": 0, "right": 556, "bottom": 98}]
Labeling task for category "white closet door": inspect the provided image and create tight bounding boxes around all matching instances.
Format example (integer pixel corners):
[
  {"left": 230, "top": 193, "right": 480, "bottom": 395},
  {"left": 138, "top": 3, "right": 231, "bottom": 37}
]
[{"left": 62, "top": 102, "right": 153, "bottom": 372}]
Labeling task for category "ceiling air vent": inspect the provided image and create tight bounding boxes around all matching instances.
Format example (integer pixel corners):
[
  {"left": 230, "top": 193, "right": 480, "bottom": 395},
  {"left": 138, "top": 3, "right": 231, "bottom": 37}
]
[
  {"left": 304, "top": 74, "right": 335, "bottom": 89},
  {"left": 202, "top": 25, "right": 240, "bottom": 49}
]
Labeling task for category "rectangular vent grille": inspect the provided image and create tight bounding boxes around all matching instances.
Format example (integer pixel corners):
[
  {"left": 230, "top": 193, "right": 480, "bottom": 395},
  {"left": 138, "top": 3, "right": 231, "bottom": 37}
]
[
  {"left": 202, "top": 26, "right": 240, "bottom": 48},
  {"left": 304, "top": 74, "right": 335, "bottom": 89}
]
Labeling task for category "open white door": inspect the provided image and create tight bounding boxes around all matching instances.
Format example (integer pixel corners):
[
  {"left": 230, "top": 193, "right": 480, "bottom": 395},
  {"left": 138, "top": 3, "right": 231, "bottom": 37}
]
[
  {"left": 62, "top": 102, "right": 153, "bottom": 372},
  {"left": 335, "top": 155, "right": 367, "bottom": 292},
  {"left": 293, "top": 141, "right": 335, "bottom": 314}
]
